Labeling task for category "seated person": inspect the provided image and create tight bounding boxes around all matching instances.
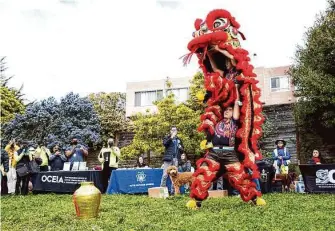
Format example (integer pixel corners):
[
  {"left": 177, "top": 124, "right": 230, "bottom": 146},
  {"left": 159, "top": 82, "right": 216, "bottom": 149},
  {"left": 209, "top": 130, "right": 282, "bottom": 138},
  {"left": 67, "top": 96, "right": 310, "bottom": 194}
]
[
  {"left": 178, "top": 153, "right": 191, "bottom": 172},
  {"left": 308, "top": 150, "right": 322, "bottom": 164},
  {"left": 177, "top": 153, "right": 192, "bottom": 192},
  {"left": 49, "top": 145, "right": 67, "bottom": 171},
  {"left": 135, "top": 155, "right": 148, "bottom": 168}
]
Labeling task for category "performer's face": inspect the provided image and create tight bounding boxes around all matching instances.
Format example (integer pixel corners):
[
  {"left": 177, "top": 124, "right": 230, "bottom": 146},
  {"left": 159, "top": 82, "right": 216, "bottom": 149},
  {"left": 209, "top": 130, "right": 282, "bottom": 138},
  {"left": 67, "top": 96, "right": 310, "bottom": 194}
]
[{"left": 223, "top": 107, "right": 233, "bottom": 119}]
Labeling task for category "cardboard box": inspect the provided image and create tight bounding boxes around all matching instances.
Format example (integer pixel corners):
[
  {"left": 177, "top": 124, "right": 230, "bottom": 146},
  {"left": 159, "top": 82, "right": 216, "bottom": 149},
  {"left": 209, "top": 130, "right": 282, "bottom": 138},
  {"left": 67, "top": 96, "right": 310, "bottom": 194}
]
[
  {"left": 208, "top": 190, "right": 228, "bottom": 198},
  {"left": 148, "top": 187, "right": 169, "bottom": 199}
]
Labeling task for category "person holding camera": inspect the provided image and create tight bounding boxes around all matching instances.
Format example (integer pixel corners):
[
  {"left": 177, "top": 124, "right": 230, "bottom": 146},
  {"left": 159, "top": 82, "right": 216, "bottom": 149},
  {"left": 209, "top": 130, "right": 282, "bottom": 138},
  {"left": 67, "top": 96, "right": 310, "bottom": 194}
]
[
  {"left": 65, "top": 138, "right": 88, "bottom": 168},
  {"left": 98, "top": 138, "right": 121, "bottom": 193},
  {"left": 14, "top": 142, "right": 33, "bottom": 195},
  {"left": 49, "top": 145, "right": 67, "bottom": 171},
  {"left": 160, "top": 126, "right": 184, "bottom": 195},
  {"left": 34, "top": 141, "right": 51, "bottom": 172}
]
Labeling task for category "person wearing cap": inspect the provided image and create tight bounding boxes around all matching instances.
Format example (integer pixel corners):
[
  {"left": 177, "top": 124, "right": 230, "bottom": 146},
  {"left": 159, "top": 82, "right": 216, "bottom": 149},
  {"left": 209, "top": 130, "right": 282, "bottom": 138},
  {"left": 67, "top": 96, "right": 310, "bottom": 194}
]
[{"left": 272, "top": 138, "right": 291, "bottom": 174}]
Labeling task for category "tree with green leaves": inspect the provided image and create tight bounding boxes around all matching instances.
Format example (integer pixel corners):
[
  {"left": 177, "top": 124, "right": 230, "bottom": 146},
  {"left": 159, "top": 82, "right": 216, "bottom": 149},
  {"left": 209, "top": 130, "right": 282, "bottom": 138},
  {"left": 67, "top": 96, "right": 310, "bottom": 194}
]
[
  {"left": 289, "top": 1, "right": 335, "bottom": 162},
  {"left": 186, "top": 71, "right": 206, "bottom": 112},
  {"left": 2, "top": 92, "right": 101, "bottom": 147},
  {"left": 0, "top": 56, "right": 25, "bottom": 124},
  {"left": 289, "top": 1, "right": 335, "bottom": 132},
  {"left": 121, "top": 77, "right": 205, "bottom": 161},
  {"left": 88, "top": 92, "right": 130, "bottom": 144},
  {"left": 121, "top": 70, "right": 275, "bottom": 162}
]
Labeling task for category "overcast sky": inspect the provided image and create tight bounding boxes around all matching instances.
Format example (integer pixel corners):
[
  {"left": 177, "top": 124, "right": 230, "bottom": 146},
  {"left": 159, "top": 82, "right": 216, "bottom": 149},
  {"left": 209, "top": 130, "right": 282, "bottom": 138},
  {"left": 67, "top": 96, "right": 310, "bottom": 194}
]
[{"left": 0, "top": 0, "right": 328, "bottom": 101}]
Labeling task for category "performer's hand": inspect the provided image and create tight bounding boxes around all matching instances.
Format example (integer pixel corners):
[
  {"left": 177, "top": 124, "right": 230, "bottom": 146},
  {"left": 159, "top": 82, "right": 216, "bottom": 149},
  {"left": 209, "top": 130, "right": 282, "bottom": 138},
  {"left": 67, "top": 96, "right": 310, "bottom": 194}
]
[
  {"left": 278, "top": 156, "right": 283, "bottom": 160},
  {"left": 235, "top": 84, "right": 240, "bottom": 97}
]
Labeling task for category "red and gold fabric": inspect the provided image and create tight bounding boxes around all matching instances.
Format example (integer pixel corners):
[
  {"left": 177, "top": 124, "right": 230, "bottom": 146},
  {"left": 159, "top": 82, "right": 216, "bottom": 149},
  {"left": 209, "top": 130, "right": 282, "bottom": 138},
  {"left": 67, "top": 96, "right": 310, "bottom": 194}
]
[{"left": 183, "top": 8, "right": 266, "bottom": 205}]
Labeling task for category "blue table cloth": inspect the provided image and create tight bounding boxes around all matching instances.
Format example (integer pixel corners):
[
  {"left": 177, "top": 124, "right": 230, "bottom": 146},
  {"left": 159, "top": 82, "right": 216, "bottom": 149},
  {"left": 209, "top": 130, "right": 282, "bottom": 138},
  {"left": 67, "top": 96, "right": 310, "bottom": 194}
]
[{"left": 106, "top": 168, "right": 185, "bottom": 194}]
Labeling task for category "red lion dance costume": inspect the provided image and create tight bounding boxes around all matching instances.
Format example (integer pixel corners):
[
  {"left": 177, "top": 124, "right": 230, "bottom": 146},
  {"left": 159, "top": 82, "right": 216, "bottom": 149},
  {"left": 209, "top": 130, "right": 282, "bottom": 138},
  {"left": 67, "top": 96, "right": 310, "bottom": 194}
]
[{"left": 183, "top": 9, "right": 266, "bottom": 209}]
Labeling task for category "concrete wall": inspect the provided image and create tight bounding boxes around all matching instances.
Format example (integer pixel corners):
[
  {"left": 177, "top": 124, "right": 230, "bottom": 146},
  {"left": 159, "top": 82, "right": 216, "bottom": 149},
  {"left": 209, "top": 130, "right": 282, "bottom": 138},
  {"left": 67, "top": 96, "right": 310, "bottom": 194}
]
[{"left": 255, "top": 66, "right": 296, "bottom": 105}]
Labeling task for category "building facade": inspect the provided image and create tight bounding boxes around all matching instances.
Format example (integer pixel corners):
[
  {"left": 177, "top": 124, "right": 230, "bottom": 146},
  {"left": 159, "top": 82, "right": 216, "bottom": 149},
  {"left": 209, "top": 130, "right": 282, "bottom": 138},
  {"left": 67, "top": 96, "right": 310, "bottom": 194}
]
[{"left": 126, "top": 66, "right": 295, "bottom": 117}]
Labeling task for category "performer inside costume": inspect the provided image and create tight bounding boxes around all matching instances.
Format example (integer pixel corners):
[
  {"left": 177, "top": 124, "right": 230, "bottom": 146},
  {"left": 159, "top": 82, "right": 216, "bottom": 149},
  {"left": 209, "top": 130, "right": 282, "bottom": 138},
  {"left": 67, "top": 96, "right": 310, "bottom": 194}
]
[{"left": 182, "top": 9, "right": 266, "bottom": 209}]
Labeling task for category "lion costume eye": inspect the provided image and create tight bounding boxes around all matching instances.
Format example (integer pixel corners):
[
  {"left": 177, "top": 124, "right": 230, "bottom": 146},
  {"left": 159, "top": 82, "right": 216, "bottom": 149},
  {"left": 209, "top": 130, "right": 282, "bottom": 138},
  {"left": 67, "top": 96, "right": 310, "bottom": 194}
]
[
  {"left": 213, "top": 18, "right": 230, "bottom": 30},
  {"left": 229, "top": 26, "right": 238, "bottom": 38}
]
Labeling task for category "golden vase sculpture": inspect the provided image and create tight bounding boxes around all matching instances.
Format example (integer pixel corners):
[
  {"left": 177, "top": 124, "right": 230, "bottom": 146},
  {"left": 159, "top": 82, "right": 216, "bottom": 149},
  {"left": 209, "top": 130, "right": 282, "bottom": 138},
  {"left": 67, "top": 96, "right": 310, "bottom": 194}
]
[{"left": 73, "top": 182, "right": 101, "bottom": 219}]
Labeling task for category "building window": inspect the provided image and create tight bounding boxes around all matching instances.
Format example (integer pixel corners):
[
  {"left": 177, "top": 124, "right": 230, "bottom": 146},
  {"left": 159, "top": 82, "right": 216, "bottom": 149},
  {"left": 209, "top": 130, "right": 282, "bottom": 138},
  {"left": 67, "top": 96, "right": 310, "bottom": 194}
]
[
  {"left": 135, "top": 90, "right": 163, "bottom": 106},
  {"left": 270, "top": 76, "right": 290, "bottom": 92},
  {"left": 166, "top": 88, "right": 189, "bottom": 103}
]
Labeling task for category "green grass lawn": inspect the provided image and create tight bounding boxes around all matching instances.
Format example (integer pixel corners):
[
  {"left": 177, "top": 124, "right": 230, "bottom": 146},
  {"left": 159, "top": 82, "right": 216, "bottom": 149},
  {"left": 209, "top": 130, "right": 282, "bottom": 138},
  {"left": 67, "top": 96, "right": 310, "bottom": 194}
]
[{"left": 1, "top": 193, "right": 335, "bottom": 231}]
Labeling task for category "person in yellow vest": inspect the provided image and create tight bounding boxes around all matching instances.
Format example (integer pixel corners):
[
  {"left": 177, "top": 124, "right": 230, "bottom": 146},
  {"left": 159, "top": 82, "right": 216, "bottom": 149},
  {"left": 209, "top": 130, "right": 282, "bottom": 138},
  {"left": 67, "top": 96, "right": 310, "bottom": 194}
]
[
  {"left": 98, "top": 138, "right": 121, "bottom": 193},
  {"left": 34, "top": 141, "right": 51, "bottom": 172},
  {"left": 5, "top": 139, "right": 20, "bottom": 194},
  {"left": 5, "top": 139, "right": 20, "bottom": 168}
]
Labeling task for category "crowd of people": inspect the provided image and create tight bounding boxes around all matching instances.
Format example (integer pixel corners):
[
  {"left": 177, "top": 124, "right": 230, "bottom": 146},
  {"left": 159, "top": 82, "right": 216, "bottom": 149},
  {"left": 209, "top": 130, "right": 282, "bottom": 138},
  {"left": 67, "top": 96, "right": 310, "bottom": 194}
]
[
  {"left": 157, "top": 125, "right": 324, "bottom": 197},
  {"left": 0, "top": 137, "right": 89, "bottom": 195},
  {"left": 0, "top": 127, "right": 324, "bottom": 196}
]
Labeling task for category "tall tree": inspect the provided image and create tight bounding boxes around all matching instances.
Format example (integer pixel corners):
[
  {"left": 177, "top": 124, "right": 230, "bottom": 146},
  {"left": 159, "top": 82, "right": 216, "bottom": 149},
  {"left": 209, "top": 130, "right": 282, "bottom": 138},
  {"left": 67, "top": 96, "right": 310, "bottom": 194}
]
[
  {"left": 2, "top": 92, "right": 101, "bottom": 147},
  {"left": 0, "top": 57, "right": 25, "bottom": 124},
  {"left": 88, "top": 92, "right": 130, "bottom": 144},
  {"left": 121, "top": 79, "right": 205, "bottom": 160},
  {"left": 289, "top": 0, "right": 335, "bottom": 132}
]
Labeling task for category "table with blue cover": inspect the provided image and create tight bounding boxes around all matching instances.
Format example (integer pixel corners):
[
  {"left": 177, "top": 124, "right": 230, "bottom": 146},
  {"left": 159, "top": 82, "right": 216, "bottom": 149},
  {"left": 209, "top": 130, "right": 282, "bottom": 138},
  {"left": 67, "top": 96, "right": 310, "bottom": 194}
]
[{"left": 106, "top": 168, "right": 185, "bottom": 194}]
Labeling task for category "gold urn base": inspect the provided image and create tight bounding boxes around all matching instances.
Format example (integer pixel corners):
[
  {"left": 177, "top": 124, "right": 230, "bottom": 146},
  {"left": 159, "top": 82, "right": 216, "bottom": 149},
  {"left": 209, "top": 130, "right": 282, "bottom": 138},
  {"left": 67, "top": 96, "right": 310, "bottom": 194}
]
[{"left": 73, "top": 182, "right": 101, "bottom": 219}]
